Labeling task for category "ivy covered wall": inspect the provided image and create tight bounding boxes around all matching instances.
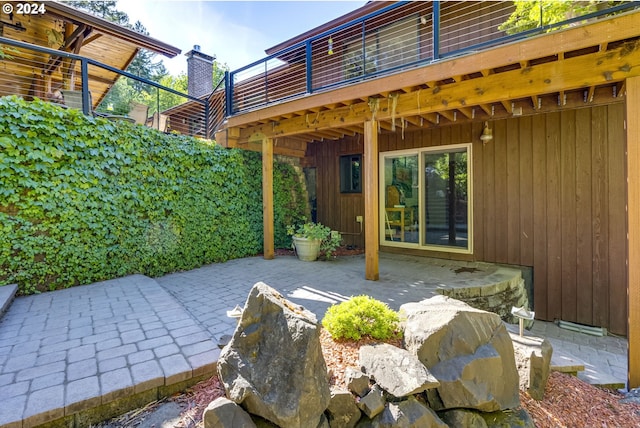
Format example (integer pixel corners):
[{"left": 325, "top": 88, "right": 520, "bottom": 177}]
[{"left": 0, "top": 97, "right": 306, "bottom": 294}]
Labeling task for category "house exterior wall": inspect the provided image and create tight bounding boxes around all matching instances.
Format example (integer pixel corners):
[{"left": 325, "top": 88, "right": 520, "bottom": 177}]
[{"left": 307, "top": 103, "right": 627, "bottom": 335}]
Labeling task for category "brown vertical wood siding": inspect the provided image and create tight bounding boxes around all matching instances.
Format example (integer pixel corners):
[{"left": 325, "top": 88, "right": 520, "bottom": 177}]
[{"left": 307, "top": 103, "right": 627, "bottom": 335}]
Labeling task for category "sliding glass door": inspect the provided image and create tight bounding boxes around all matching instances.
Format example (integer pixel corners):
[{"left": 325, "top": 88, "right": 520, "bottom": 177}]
[{"left": 380, "top": 144, "right": 472, "bottom": 253}]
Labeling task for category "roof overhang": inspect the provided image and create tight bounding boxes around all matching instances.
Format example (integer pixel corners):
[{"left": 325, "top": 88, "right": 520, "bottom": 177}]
[{"left": 46, "top": 1, "right": 181, "bottom": 58}]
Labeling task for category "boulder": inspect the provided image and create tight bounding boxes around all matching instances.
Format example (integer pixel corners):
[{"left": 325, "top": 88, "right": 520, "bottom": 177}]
[
  {"left": 359, "top": 343, "right": 439, "bottom": 398},
  {"left": 510, "top": 331, "right": 553, "bottom": 400},
  {"left": 325, "top": 388, "right": 361, "bottom": 428},
  {"left": 357, "top": 385, "right": 386, "bottom": 418},
  {"left": 366, "top": 397, "right": 448, "bottom": 428},
  {"left": 438, "top": 409, "right": 488, "bottom": 428},
  {"left": 218, "top": 282, "right": 331, "bottom": 428},
  {"left": 345, "top": 367, "right": 371, "bottom": 397},
  {"left": 401, "top": 296, "right": 520, "bottom": 412},
  {"left": 481, "top": 408, "right": 536, "bottom": 428},
  {"left": 203, "top": 397, "right": 256, "bottom": 428}
]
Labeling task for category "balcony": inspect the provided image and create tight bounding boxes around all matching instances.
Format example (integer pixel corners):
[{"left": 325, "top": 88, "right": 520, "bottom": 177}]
[
  {"left": 226, "top": 0, "right": 639, "bottom": 117},
  {"left": 0, "top": 36, "right": 226, "bottom": 139}
]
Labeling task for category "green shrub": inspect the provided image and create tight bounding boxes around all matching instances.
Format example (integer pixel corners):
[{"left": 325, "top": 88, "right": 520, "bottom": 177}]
[
  {"left": 322, "top": 295, "right": 401, "bottom": 340},
  {"left": 0, "top": 96, "right": 307, "bottom": 294}
]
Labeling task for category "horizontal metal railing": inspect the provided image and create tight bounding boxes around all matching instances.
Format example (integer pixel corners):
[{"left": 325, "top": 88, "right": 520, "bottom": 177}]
[
  {"left": 0, "top": 36, "right": 218, "bottom": 138},
  {"left": 227, "top": 0, "right": 640, "bottom": 116}
]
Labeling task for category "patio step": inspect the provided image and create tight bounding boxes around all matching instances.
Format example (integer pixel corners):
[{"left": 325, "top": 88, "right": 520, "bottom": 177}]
[{"left": 0, "top": 283, "right": 18, "bottom": 320}]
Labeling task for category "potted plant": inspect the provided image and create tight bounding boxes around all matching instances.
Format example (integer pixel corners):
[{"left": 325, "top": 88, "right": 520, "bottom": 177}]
[{"left": 287, "top": 221, "right": 342, "bottom": 261}]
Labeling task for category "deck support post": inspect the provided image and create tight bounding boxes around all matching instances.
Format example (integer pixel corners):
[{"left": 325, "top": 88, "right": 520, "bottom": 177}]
[
  {"left": 364, "top": 120, "right": 379, "bottom": 280},
  {"left": 628, "top": 76, "right": 640, "bottom": 388},
  {"left": 262, "top": 137, "right": 274, "bottom": 260}
]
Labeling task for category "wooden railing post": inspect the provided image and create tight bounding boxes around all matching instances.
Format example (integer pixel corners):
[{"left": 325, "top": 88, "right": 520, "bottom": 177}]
[
  {"left": 627, "top": 76, "right": 640, "bottom": 388},
  {"left": 364, "top": 120, "right": 379, "bottom": 280}
]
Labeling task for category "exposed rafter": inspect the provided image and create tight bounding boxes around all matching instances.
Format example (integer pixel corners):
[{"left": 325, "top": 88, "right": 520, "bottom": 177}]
[{"left": 233, "top": 39, "right": 640, "bottom": 143}]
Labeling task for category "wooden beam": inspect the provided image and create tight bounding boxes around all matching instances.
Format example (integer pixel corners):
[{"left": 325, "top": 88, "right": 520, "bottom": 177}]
[
  {"left": 262, "top": 137, "right": 274, "bottom": 260},
  {"left": 227, "top": 11, "right": 640, "bottom": 129},
  {"left": 628, "top": 76, "right": 640, "bottom": 388},
  {"left": 478, "top": 103, "right": 493, "bottom": 116},
  {"left": 586, "top": 86, "right": 596, "bottom": 103},
  {"left": 457, "top": 106, "right": 474, "bottom": 120},
  {"left": 438, "top": 110, "right": 456, "bottom": 122},
  {"left": 364, "top": 120, "right": 379, "bottom": 281},
  {"left": 237, "top": 41, "right": 640, "bottom": 142}
]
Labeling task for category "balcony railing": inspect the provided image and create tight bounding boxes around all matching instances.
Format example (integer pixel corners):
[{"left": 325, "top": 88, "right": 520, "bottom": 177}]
[
  {"left": 0, "top": 36, "right": 225, "bottom": 139},
  {"left": 227, "top": 0, "right": 640, "bottom": 116},
  {"left": 2, "top": 1, "right": 638, "bottom": 140}
]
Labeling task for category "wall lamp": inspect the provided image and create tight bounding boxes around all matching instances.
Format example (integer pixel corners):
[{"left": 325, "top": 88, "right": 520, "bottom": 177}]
[{"left": 480, "top": 121, "right": 493, "bottom": 143}]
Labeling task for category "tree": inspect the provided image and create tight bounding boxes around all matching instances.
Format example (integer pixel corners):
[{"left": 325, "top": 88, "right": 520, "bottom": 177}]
[
  {"left": 499, "top": 1, "right": 621, "bottom": 35},
  {"left": 64, "top": 1, "right": 129, "bottom": 26},
  {"left": 63, "top": 2, "right": 167, "bottom": 85}
]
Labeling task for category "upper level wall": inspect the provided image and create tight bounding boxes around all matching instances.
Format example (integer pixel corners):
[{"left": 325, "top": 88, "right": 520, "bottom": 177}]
[{"left": 307, "top": 103, "right": 627, "bottom": 335}]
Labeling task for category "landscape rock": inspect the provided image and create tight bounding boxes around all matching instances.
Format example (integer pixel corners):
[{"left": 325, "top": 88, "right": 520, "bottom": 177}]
[
  {"left": 345, "top": 367, "right": 371, "bottom": 397},
  {"left": 401, "top": 295, "right": 520, "bottom": 412},
  {"left": 203, "top": 397, "right": 256, "bottom": 428},
  {"left": 481, "top": 408, "right": 536, "bottom": 428},
  {"left": 438, "top": 409, "right": 488, "bottom": 428},
  {"left": 359, "top": 343, "right": 439, "bottom": 398},
  {"left": 367, "top": 397, "right": 448, "bottom": 428},
  {"left": 357, "top": 385, "right": 386, "bottom": 418},
  {"left": 325, "top": 388, "right": 361, "bottom": 428},
  {"left": 510, "top": 332, "right": 553, "bottom": 400},
  {"left": 218, "top": 282, "right": 331, "bottom": 428}
]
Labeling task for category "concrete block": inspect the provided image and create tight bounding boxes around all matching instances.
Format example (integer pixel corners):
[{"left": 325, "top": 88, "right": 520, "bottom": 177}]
[
  {"left": 0, "top": 394, "right": 26, "bottom": 428},
  {"left": 68, "top": 344, "right": 96, "bottom": 363},
  {"left": 154, "top": 343, "right": 180, "bottom": 358},
  {"left": 31, "top": 372, "right": 65, "bottom": 392},
  {"left": 0, "top": 380, "right": 29, "bottom": 400},
  {"left": 66, "top": 377, "right": 101, "bottom": 414},
  {"left": 0, "top": 283, "right": 18, "bottom": 319},
  {"left": 23, "top": 384, "right": 65, "bottom": 426},
  {"left": 100, "top": 367, "right": 134, "bottom": 402},
  {"left": 97, "top": 343, "right": 136, "bottom": 361},
  {"left": 188, "top": 349, "right": 220, "bottom": 377},
  {"left": 131, "top": 360, "right": 164, "bottom": 393},
  {"left": 67, "top": 358, "right": 98, "bottom": 381},
  {"left": 160, "top": 354, "right": 192, "bottom": 385},
  {"left": 16, "top": 361, "right": 66, "bottom": 382},
  {"left": 98, "top": 356, "right": 127, "bottom": 373}
]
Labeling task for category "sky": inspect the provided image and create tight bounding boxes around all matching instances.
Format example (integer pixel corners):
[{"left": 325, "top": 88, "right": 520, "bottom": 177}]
[{"left": 116, "top": 1, "right": 364, "bottom": 76}]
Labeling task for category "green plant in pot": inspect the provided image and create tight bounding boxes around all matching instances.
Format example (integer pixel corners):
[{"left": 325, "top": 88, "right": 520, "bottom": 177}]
[{"left": 287, "top": 221, "right": 342, "bottom": 261}]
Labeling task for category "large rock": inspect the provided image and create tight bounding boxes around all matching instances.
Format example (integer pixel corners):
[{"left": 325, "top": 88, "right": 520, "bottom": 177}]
[
  {"left": 325, "top": 388, "right": 361, "bottom": 428},
  {"left": 218, "top": 282, "right": 331, "bottom": 428},
  {"left": 481, "top": 408, "right": 536, "bottom": 428},
  {"left": 203, "top": 397, "right": 256, "bottom": 428},
  {"left": 359, "top": 343, "right": 439, "bottom": 398},
  {"left": 357, "top": 385, "right": 386, "bottom": 419},
  {"left": 345, "top": 367, "right": 371, "bottom": 397},
  {"left": 438, "top": 409, "right": 488, "bottom": 428},
  {"left": 510, "top": 331, "right": 553, "bottom": 400},
  {"left": 363, "top": 397, "right": 448, "bottom": 428},
  {"left": 400, "top": 296, "right": 520, "bottom": 412}
]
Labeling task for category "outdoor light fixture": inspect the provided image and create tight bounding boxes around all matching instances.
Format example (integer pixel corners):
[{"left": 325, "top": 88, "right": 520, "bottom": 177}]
[
  {"left": 511, "top": 306, "right": 535, "bottom": 337},
  {"left": 480, "top": 121, "right": 493, "bottom": 143}
]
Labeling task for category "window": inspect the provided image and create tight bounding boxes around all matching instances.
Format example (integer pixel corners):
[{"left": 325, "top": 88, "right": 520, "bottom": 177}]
[
  {"left": 340, "top": 154, "right": 362, "bottom": 193},
  {"left": 380, "top": 144, "right": 472, "bottom": 253}
]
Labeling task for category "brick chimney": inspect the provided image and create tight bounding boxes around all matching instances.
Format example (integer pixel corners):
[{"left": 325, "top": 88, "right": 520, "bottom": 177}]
[{"left": 186, "top": 45, "right": 215, "bottom": 98}]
